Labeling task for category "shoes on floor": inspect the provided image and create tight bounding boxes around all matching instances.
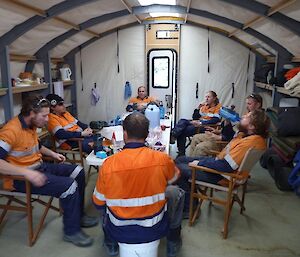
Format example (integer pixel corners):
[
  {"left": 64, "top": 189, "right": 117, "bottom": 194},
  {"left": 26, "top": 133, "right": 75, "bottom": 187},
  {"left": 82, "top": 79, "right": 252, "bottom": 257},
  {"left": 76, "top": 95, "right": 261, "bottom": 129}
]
[
  {"left": 63, "top": 230, "right": 94, "bottom": 247},
  {"left": 167, "top": 238, "right": 182, "bottom": 257},
  {"left": 103, "top": 241, "right": 119, "bottom": 256},
  {"left": 80, "top": 214, "right": 99, "bottom": 228}
]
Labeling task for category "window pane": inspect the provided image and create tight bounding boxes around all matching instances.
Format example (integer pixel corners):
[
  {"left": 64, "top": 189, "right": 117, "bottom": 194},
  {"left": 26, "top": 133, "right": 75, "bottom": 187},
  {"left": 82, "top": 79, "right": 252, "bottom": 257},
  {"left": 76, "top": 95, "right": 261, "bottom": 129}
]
[{"left": 153, "top": 57, "right": 169, "bottom": 88}]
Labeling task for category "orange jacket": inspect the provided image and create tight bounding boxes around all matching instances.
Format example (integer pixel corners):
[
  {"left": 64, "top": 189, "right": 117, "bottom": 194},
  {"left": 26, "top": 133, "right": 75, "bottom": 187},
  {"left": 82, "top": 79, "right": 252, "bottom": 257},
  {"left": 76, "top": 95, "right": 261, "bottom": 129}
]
[
  {"left": 93, "top": 143, "right": 179, "bottom": 243},
  {"left": 0, "top": 116, "right": 42, "bottom": 190},
  {"left": 217, "top": 133, "right": 266, "bottom": 170},
  {"left": 47, "top": 111, "right": 83, "bottom": 148},
  {"left": 199, "top": 103, "right": 222, "bottom": 121}
]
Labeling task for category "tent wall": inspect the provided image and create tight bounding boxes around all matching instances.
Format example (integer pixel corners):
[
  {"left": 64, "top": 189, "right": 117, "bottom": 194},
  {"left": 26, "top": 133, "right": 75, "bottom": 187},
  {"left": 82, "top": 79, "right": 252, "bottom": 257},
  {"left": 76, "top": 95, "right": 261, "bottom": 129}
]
[
  {"left": 75, "top": 26, "right": 145, "bottom": 123},
  {"left": 179, "top": 25, "right": 257, "bottom": 118}
]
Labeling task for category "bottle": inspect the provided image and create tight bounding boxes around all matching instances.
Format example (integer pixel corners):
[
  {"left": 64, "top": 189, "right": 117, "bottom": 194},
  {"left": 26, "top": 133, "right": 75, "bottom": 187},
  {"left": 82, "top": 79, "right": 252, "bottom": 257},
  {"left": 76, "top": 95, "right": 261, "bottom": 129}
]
[
  {"left": 145, "top": 104, "right": 160, "bottom": 129},
  {"left": 93, "top": 134, "right": 103, "bottom": 153},
  {"left": 159, "top": 101, "right": 165, "bottom": 119}
]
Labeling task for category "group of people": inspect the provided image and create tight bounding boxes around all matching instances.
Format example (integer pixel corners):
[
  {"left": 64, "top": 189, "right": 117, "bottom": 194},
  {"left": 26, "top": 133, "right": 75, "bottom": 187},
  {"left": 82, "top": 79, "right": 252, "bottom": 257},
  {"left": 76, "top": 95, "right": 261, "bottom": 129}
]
[{"left": 0, "top": 86, "right": 270, "bottom": 257}]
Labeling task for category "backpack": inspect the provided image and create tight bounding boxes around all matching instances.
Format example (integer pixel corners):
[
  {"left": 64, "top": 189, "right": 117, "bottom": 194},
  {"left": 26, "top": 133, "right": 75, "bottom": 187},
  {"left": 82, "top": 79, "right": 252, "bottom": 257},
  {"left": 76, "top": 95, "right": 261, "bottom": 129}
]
[{"left": 288, "top": 150, "right": 300, "bottom": 196}]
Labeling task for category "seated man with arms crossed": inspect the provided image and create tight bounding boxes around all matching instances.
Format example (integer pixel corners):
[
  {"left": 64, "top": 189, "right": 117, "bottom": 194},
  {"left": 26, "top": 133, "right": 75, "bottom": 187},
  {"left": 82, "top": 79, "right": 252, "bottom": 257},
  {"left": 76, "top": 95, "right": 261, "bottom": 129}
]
[
  {"left": 46, "top": 94, "right": 93, "bottom": 153},
  {"left": 93, "top": 112, "right": 185, "bottom": 257},
  {"left": 0, "top": 95, "right": 98, "bottom": 246},
  {"left": 127, "top": 86, "right": 157, "bottom": 112}
]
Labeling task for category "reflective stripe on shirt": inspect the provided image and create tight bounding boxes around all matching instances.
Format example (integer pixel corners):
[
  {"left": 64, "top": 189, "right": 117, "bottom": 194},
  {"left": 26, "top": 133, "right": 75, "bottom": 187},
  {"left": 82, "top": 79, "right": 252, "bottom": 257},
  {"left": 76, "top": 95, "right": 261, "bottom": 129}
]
[
  {"left": 10, "top": 144, "right": 40, "bottom": 157},
  {"left": 106, "top": 205, "right": 167, "bottom": 227},
  {"left": 0, "top": 140, "right": 11, "bottom": 152}
]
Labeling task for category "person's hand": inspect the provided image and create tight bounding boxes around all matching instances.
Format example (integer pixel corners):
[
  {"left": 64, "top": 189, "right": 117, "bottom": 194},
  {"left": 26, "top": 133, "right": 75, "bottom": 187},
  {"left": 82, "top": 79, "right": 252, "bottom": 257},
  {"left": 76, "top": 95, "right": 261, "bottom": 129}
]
[
  {"left": 82, "top": 128, "right": 93, "bottom": 137},
  {"left": 205, "top": 131, "right": 221, "bottom": 140},
  {"left": 24, "top": 170, "right": 47, "bottom": 187},
  {"left": 52, "top": 152, "right": 66, "bottom": 163},
  {"left": 190, "top": 120, "right": 201, "bottom": 127}
]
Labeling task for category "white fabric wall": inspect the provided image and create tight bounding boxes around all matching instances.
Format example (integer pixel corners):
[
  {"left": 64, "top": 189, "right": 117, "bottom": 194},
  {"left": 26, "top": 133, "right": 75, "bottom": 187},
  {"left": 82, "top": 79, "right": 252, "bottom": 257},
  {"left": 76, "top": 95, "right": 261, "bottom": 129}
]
[
  {"left": 75, "top": 25, "right": 145, "bottom": 123},
  {"left": 76, "top": 24, "right": 256, "bottom": 124},
  {"left": 178, "top": 25, "right": 256, "bottom": 119}
]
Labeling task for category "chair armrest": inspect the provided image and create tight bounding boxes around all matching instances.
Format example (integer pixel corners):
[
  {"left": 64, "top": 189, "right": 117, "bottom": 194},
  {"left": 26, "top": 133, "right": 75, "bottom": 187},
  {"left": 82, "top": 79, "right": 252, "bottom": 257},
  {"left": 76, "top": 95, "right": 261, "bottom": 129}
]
[
  {"left": 188, "top": 162, "right": 246, "bottom": 180},
  {"left": 208, "top": 150, "right": 220, "bottom": 156},
  {"left": 0, "top": 174, "right": 26, "bottom": 181}
]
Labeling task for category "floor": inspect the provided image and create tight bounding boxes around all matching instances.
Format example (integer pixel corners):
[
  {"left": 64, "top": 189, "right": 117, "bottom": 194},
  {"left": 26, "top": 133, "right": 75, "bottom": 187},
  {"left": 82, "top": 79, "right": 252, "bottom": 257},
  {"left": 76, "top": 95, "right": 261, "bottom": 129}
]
[{"left": 0, "top": 146, "right": 299, "bottom": 257}]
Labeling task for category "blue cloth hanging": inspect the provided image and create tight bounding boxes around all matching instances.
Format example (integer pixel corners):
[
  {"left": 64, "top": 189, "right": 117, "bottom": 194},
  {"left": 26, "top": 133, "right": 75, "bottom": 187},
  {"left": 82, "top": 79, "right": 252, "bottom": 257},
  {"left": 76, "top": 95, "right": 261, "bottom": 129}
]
[
  {"left": 288, "top": 150, "right": 300, "bottom": 196},
  {"left": 124, "top": 81, "right": 132, "bottom": 100}
]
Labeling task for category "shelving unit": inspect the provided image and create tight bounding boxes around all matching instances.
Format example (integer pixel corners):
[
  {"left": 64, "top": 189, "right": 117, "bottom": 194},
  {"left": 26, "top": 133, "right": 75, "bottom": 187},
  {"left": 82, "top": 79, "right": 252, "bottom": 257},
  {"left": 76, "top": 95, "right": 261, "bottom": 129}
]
[
  {"left": 12, "top": 84, "right": 48, "bottom": 94},
  {"left": 63, "top": 80, "right": 74, "bottom": 87},
  {"left": 255, "top": 81, "right": 300, "bottom": 98},
  {"left": 0, "top": 88, "right": 7, "bottom": 96},
  {"left": 255, "top": 81, "right": 300, "bottom": 107}
]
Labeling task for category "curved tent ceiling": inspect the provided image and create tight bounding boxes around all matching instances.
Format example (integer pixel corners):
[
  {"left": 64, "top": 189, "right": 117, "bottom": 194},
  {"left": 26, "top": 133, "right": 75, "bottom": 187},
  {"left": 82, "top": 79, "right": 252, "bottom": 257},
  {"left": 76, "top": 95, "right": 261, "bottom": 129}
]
[{"left": 0, "top": 0, "right": 299, "bottom": 62}]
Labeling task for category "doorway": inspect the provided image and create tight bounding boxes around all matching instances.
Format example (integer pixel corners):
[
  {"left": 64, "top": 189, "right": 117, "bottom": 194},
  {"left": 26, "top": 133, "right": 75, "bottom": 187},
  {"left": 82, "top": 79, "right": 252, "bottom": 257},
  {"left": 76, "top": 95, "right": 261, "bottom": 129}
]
[{"left": 147, "top": 48, "right": 178, "bottom": 126}]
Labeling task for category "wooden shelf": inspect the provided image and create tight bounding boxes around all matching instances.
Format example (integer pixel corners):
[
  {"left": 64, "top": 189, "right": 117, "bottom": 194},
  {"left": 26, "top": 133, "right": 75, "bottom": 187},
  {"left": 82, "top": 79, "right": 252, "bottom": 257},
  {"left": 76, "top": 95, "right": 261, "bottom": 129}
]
[
  {"left": 63, "top": 80, "right": 74, "bottom": 87},
  {"left": 0, "top": 88, "right": 8, "bottom": 96},
  {"left": 255, "top": 81, "right": 300, "bottom": 98},
  {"left": 255, "top": 82, "right": 274, "bottom": 91},
  {"left": 12, "top": 84, "right": 48, "bottom": 94}
]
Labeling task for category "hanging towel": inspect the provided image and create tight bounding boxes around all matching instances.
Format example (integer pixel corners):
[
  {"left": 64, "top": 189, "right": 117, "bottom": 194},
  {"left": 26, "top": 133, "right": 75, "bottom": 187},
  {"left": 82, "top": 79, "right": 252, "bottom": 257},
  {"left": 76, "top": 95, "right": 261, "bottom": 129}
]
[
  {"left": 124, "top": 81, "right": 132, "bottom": 100},
  {"left": 91, "top": 88, "right": 100, "bottom": 106}
]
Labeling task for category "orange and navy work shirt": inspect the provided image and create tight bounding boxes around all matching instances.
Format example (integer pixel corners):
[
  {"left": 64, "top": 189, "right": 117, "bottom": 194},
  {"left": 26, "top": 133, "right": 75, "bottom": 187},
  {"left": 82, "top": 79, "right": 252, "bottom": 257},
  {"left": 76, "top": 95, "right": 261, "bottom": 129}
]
[
  {"left": 93, "top": 142, "right": 180, "bottom": 243},
  {"left": 128, "top": 96, "right": 155, "bottom": 105},
  {"left": 217, "top": 133, "right": 266, "bottom": 170},
  {"left": 199, "top": 103, "right": 222, "bottom": 121},
  {"left": 0, "top": 115, "right": 42, "bottom": 190},
  {"left": 47, "top": 111, "right": 83, "bottom": 148}
]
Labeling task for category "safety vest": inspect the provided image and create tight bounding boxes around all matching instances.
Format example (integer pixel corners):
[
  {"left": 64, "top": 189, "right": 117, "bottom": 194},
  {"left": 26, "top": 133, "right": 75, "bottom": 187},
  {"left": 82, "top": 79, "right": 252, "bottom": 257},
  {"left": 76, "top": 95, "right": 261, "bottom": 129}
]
[
  {"left": 217, "top": 133, "right": 266, "bottom": 170},
  {"left": 93, "top": 145, "right": 179, "bottom": 243},
  {"left": 47, "top": 111, "right": 83, "bottom": 148},
  {"left": 128, "top": 96, "right": 155, "bottom": 105},
  {"left": 0, "top": 116, "right": 42, "bottom": 190},
  {"left": 199, "top": 103, "right": 221, "bottom": 121}
]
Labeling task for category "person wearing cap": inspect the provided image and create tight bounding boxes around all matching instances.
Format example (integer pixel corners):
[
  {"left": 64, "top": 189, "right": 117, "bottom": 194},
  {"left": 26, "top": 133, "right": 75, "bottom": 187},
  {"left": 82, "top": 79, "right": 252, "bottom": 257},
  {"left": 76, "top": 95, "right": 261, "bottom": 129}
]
[
  {"left": 46, "top": 94, "right": 93, "bottom": 153},
  {"left": 0, "top": 95, "right": 98, "bottom": 247}
]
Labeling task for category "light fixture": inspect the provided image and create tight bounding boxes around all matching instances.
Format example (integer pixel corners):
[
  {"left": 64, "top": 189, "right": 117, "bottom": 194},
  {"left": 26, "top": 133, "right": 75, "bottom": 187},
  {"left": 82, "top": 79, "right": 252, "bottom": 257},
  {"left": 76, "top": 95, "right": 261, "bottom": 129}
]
[
  {"left": 138, "top": 0, "right": 176, "bottom": 6},
  {"left": 149, "top": 12, "right": 180, "bottom": 17}
]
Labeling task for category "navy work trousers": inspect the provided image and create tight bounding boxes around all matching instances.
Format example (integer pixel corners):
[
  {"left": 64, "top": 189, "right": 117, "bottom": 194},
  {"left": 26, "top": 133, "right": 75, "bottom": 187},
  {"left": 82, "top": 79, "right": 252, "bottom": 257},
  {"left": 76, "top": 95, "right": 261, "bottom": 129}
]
[{"left": 14, "top": 162, "right": 85, "bottom": 236}]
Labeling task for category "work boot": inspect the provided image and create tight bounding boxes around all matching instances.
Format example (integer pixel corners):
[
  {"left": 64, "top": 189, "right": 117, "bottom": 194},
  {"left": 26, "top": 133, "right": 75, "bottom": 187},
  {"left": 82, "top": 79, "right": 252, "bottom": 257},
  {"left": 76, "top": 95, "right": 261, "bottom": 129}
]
[
  {"left": 63, "top": 230, "right": 94, "bottom": 247},
  {"left": 80, "top": 214, "right": 99, "bottom": 228},
  {"left": 103, "top": 241, "right": 119, "bottom": 256},
  {"left": 167, "top": 238, "right": 182, "bottom": 257}
]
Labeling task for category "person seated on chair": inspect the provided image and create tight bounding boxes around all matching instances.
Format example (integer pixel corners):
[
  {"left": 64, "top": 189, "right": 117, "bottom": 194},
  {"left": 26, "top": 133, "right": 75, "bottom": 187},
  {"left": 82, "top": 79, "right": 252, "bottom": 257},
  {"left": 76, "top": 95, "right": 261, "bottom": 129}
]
[
  {"left": 175, "top": 109, "right": 270, "bottom": 215},
  {"left": 189, "top": 94, "right": 263, "bottom": 157},
  {"left": 46, "top": 94, "right": 93, "bottom": 153},
  {"left": 93, "top": 112, "right": 185, "bottom": 257},
  {"left": 127, "top": 86, "right": 157, "bottom": 112},
  {"left": 0, "top": 95, "right": 98, "bottom": 247},
  {"left": 170, "top": 90, "right": 222, "bottom": 157}
]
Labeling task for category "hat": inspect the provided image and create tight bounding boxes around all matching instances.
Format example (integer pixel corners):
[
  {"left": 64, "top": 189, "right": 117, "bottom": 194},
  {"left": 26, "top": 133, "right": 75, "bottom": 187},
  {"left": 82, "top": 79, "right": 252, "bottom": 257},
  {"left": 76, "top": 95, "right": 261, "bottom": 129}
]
[{"left": 46, "top": 94, "right": 64, "bottom": 106}]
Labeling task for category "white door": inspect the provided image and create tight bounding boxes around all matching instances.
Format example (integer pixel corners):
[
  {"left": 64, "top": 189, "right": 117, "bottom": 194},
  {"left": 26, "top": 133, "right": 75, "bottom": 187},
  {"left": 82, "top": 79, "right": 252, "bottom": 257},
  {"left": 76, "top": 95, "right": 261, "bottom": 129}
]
[{"left": 147, "top": 49, "right": 177, "bottom": 126}]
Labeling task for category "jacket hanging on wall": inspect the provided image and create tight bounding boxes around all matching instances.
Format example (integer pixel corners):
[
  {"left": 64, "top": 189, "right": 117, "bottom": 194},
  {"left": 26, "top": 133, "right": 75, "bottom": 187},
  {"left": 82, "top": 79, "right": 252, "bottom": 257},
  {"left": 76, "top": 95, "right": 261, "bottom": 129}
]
[{"left": 124, "top": 81, "right": 132, "bottom": 100}]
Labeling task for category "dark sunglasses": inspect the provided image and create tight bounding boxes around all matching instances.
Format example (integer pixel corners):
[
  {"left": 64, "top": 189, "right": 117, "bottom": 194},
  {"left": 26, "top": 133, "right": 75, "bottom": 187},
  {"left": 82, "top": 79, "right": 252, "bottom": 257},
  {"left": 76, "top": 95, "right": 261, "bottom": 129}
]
[{"left": 57, "top": 102, "right": 64, "bottom": 106}]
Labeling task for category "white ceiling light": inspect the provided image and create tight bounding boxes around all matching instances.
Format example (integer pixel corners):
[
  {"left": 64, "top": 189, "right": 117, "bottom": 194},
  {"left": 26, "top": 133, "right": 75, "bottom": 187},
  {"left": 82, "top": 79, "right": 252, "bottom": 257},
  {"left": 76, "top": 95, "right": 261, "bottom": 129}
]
[
  {"left": 138, "top": 0, "right": 176, "bottom": 6},
  {"left": 150, "top": 12, "right": 180, "bottom": 17}
]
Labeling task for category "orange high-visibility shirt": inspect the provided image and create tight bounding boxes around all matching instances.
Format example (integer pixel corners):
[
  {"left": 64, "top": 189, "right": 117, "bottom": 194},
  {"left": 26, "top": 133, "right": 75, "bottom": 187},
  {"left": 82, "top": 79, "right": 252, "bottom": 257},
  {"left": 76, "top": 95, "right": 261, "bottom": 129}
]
[
  {"left": 217, "top": 134, "right": 266, "bottom": 170},
  {"left": 0, "top": 116, "right": 42, "bottom": 190}
]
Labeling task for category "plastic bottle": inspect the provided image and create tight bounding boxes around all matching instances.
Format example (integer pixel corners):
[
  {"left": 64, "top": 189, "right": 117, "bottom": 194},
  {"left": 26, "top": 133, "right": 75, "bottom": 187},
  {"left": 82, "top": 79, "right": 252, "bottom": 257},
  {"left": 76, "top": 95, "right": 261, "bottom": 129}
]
[
  {"left": 145, "top": 104, "right": 160, "bottom": 129},
  {"left": 93, "top": 134, "right": 103, "bottom": 153},
  {"left": 159, "top": 101, "right": 165, "bottom": 119}
]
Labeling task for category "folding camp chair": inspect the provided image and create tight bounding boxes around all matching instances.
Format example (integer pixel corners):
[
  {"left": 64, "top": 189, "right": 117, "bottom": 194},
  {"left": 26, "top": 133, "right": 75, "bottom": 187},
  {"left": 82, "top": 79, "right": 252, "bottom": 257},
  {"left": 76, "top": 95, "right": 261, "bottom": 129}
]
[
  {"left": 0, "top": 174, "right": 60, "bottom": 246},
  {"left": 188, "top": 148, "right": 265, "bottom": 238}
]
